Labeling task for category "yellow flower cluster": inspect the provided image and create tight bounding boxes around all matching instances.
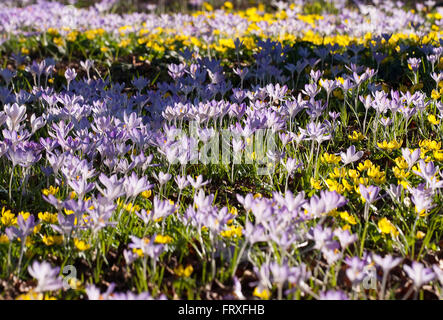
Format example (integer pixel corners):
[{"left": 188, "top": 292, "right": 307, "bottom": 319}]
[
  {"left": 155, "top": 234, "right": 173, "bottom": 244},
  {"left": 74, "top": 238, "right": 91, "bottom": 251},
  {"left": 42, "top": 185, "right": 59, "bottom": 196},
  {"left": 42, "top": 235, "right": 64, "bottom": 246},
  {"left": 220, "top": 225, "right": 243, "bottom": 238},
  {"left": 174, "top": 264, "right": 194, "bottom": 277},
  {"left": 324, "top": 159, "right": 386, "bottom": 195},
  {"left": 377, "top": 140, "right": 402, "bottom": 152},
  {"left": 378, "top": 218, "right": 399, "bottom": 237}
]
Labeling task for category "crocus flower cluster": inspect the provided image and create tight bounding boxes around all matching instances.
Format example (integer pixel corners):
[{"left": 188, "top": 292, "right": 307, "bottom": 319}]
[{"left": 0, "top": 0, "right": 442, "bottom": 301}]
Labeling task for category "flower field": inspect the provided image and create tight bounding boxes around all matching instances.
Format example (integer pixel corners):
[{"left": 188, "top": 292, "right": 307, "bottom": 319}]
[{"left": 0, "top": 0, "right": 442, "bottom": 300}]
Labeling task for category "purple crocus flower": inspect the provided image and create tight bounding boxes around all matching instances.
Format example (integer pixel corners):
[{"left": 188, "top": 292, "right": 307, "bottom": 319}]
[
  {"left": 340, "top": 145, "right": 363, "bottom": 165},
  {"left": 401, "top": 148, "right": 420, "bottom": 170},
  {"left": 413, "top": 160, "right": 438, "bottom": 184},
  {"left": 151, "top": 196, "right": 177, "bottom": 221},
  {"left": 187, "top": 175, "right": 209, "bottom": 189},
  {"left": 344, "top": 256, "right": 367, "bottom": 284},
  {"left": 174, "top": 175, "right": 190, "bottom": 190},
  {"left": 7, "top": 142, "right": 42, "bottom": 168},
  {"left": 129, "top": 235, "right": 164, "bottom": 260},
  {"left": 28, "top": 260, "right": 63, "bottom": 292},
  {"left": 359, "top": 184, "right": 381, "bottom": 204},
  {"left": 403, "top": 261, "right": 435, "bottom": 288},
  {"left": 372, "top": 254, "right": 402, "bottom": 273},
  {"left": 111, "top": 291, "right": 163, "bottom": 300},
  {"left": 308, "top": 225, "right": 333, "bottom": 251},
  {"left": 334, "top": 228, "right": 357, "bottom": 249},
  {"left": 6, "top": 214, "right": 36, "bottom": 240},
  {"left": 124, "top": 172, "right": 153, "bottom": 199},
  {"left": 318, "top": 290, "right": 349, "bottom": 300},
  {"left": 96, "top": 173, "right": 125, "bottom": 201},
  {"left": 51, "top": 213, "right": 76, "bottom": 236},
  {"left": 4, "top": 103, "right": 26, "bottom": 131},
  {"left": 153, "top": 171, "right": 172, "bottom": 186},
  {"left": 407, "top": 58, "right": 421, "bottom": 72},
  {"left": 65, "top": 68, "right": 77, "bottom": 82},
  {"left": 320, "top": 190, "right": 348, "bottom": 213},
  {"left": 86, "top": 283, "right": 116, "bottom": 300}
]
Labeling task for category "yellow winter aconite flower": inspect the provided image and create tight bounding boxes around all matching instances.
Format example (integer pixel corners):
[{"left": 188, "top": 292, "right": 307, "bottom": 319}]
[
  {"left": 74, "top": 238, "right": 91, "bottom": 251},
  {"left": 414, "top": 206, "right": 430, "bottom": 217},
  {"left": 154, "top": 234, "right": 173, "bottom": 244},
  {"left": 431, "top": 89, "right": 441, "bottom": 100},
  {"left": 141, "top": 190, "right": 152, "bottom": 199},
  {"left": 377, "top": 140, "right": 402, "bottom": 151},
  {"left": 378, "top": 218, "right": 399, "bottom": 237},
  {"left": 329, "top": 167, "right": 347, "bottom": 179},
  {"left": 347, "top": 169, "right": 360, "bottom": 179},
  {"left": 42, "top": 235, "right": 64, "bottom": 246},
  {"left": 174, "top": 264, "right": 194, "bottom": 277},
  {"left": 348, "top": 131, "right": 365, "bottom": 142},
  {"left": 310, "top": 177, "right": 322, "bottom": 190},
  {"left": 434, "top": 150, "right": 443, "bottom": 161},
  {"left": 326, "top": 179, "right": 345, "bottom": 194},
  {"left": 419, "top": 139, "right": 441, "bottom": 151},
  {"left": 428, "top": 114, "right": 440, "bottom": 125},
  {"left": 398, "top": 180, "right": 410, "bottom": 189},
  {"left": 42, "top": 185, "right": 59, "bottom": 196},
  {"left": 116, "top": 199, "right": 140, "bottom": 213},
  {"left": 357, "top": 160, "right": 373, "bottom": 171},
  {"left": 253, "top": 287, "right": 271, "bottom": 300},
  {"left": 0, "top": 234, "right": 9, "bottom": 244},
  {"left": 53, "top": 37, "right": 64, "bottom": 46},
  {"left": 227, "top": 207, "right": 238, "bottom": 224},
  {"left": 1, "top": 207, "right": 16, "bottom": 226},
  {"left": 339, "top": 211, "right": 357, "bottom": 225},
  {"left": 202, "top": 2, "right": 213, "bottom": 11},
  {"left": 367, "top": 166, "right": 386, "bottom": 184},
  {"left": 393, "top": 167, "right": 410, "bottom": 180},
  {"left": 394, "top": 157, "right": 409, "bottom": 170},
  {"left": 33, "top": 224, "right": 41, "bottom": 234},
  {"left": 84, "top": 28, "right": 104, "bottom": 40},
  {"left": 66, "top": 31, "right": 78, "bottom": 42},
  {"left": 342, "top": 178, "right": 354, "bottom": 192},
  {"left": 18, "top": 211, "right": 30, "bottom": 221},
  {"left": 221, "top": 225, "right": 243, "bottom": 238},
  {"left": 133, "top": 248, "right": 143, "bottom": 257},
  {"left": 66, "top": 278, "right": 83, "bottom": 290},
  {"left": 118, "top": 38, "right": 131, "bottom": 48},
  {"left": 16, "top": 290, "right": 56, "bottom": 300},
  {"left": 38, "top": 211, "right": 58, "bottom": 224},
  {"left": 47, "top": 28, "right": 58, "bottom": 36},
  {"left": 357, "top": 177, "right": 369, "bottom": 187},
  {"left": 320, "top": 152, "right": 341, "bottom": 164},
  {"left": 223, "top": 1, "right": 233, "bottom": 10},
  {"left": 416, "top": 231, "right": 426, "bottom": 239}
]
